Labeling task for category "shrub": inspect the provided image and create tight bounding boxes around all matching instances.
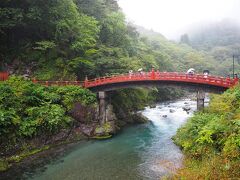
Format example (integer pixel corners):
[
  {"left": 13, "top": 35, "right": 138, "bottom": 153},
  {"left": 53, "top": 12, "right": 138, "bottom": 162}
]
[
  {"left": 174, "top": 85, "right": 240, "bottom": 178},
  {"left": 0, "top": 77, "right": 96, "bottom": 148}
]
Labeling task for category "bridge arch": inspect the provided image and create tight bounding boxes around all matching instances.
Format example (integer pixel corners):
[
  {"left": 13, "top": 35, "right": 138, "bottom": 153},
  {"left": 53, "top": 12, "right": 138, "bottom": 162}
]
[
  {"left": 23, "top": 72, "right": 240, "bottom": 125},
  {"left": 84, "top": 72, "right": 237, "bottom": 93},
  {"left": 1, "top": 71, "right": 239, "bottom": 125}
]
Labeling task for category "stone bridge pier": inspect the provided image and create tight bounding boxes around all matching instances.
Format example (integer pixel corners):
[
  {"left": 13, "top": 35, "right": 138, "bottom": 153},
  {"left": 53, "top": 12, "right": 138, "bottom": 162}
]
[
  {"left": 197, "top": 91, "right": 205, "bottom": 111},
  {"left": 96, "top": 91, "right": 116, "bottom": 136},
  {"left": 98, "top": 91, "right": 107, "bottom": 125}
]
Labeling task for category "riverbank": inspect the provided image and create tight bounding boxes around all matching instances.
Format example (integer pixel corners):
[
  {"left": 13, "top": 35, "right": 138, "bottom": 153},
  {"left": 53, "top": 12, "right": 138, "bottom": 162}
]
[
  {"left": 173, "top": 86, "right": 240, "bottom": 179},
  {"left": 0, "top": 110, "right": 148, "bottom": 174},
  {"left": 1, "top": 98, "right": 196, "bottom": 179},
  {"left": 0, "top": 127, "right": 87, "bottom": 172}
]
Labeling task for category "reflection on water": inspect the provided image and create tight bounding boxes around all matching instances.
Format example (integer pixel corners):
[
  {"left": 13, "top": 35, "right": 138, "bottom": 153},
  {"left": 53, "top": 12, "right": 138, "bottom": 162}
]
[{"left": 5, "top": 99, "right": 197, "bottom": 180}]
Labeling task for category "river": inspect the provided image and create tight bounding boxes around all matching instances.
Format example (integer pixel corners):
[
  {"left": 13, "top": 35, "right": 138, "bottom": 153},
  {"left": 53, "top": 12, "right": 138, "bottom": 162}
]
[{"left": 6, "top": 98, "right": 197, "bottom": 180}]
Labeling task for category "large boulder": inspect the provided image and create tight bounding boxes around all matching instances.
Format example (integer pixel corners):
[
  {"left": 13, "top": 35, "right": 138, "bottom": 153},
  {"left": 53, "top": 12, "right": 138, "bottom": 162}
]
[
  {"left": 79, "top": 124, "right": 95, "bottom": 137},
  {"left": 132, "top": 113, "right": 149, "bottom": 123},
  {"left": 106, "top": 104, "right": 117, "bottom": 122},
  {"left": 93, "top": 121, "right": 115, "bottom": 138}
]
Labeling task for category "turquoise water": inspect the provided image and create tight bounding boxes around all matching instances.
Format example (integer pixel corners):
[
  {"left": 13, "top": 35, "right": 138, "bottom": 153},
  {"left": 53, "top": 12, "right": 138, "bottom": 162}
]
[{"left": 20, "top": 99, "right": 196, "bottom": 180}]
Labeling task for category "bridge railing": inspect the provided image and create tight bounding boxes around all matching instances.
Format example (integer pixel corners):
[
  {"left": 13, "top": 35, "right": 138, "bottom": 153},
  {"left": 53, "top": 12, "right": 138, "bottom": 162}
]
[
  {"left": 0, "top": 72, "right": 9, "bottom": 81},
  {"left": 83, "top": 72, "right": 238, "bottom": 88},
  {"left": 1, "top": 71, "right": 236, "bottom": 89}
]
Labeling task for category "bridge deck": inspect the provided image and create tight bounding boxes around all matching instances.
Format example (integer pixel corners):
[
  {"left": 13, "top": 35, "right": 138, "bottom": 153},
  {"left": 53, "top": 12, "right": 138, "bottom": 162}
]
[
  {"left": 31, "top": 72, "right": 238, "bottom": 89},
  {"left": 0, "top": 71, "right": 238, "bottom": 89}
]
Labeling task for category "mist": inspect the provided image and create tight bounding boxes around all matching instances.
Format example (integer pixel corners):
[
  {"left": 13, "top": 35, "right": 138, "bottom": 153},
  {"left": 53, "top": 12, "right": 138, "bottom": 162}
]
[{"left": 118, "top": 0, "right": 240, "bottom": 40}]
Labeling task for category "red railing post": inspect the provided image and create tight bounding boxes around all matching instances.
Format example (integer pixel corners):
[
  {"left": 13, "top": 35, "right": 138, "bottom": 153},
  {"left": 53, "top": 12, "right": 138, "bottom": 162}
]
[
  {"left": 151, "top": 68, "right": 156, "bottom": 79},
  {"left": 226, "top": 76, "right": 231, "bottom": 86},
  {"left": 32, "top": 77, "right": 37, "bottom": 83},
  {"left": 0, "top": 72, "right": 9, "bottom": 81},
  {"left": 233, "top": 76, "right": 239, "bottom": 86}
]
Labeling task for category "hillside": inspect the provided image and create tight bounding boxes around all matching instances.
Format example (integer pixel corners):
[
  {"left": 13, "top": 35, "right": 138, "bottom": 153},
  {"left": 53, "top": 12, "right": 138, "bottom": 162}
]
[
  {"left": 136, "top": 25, "right": 219, "bottom": 75},
  {"left": 180, "top": 19, "right": 240, "bottom": 76},
  {"left": 188, "top": 19, "right": 240, "bottom": 50}
]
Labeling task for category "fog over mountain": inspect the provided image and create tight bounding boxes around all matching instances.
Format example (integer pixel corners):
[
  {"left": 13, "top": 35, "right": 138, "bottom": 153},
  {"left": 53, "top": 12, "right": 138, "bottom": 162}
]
[
  {"left": 185, "top": 19, "right": 240, "bottom": 51},
  {"left": 118, "top": 0, "right": 240, "bottom": 40}
]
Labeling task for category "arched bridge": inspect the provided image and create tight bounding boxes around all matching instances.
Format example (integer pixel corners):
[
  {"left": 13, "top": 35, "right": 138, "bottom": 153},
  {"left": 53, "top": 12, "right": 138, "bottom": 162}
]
[
  {"left": 1, "top": 71, "right": 239, "bottom": 125},
  {"left": 31, "top": 71, "right": 238, "bottom": 124},
  {"left": 32, "top": 72, "right": 238, "bottom": 93}
]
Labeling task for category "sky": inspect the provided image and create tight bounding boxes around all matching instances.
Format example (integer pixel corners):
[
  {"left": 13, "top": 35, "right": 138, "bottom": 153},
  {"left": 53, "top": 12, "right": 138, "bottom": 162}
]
[{"left": 118, "top": 0, "right": 240, "bottom": 39}]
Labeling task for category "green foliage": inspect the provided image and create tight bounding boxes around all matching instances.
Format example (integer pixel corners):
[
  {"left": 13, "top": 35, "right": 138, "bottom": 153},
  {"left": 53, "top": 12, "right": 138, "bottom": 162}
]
[
  {"left": 111, "top": 89, "right": 150, "bottom": 113},
  {"left": 174, "top": 85, "right": 240, "bottom": 178},
  {"left": 0, "top": 77, "right": 96, "bottom": 143},
  {"left": 34, "top": 41, "right": 56, "bottom": 51},
  {"left": 54, "top": 86, "right": 96, "bottom": 110},
  {"left": 20, "top": 104, "right": 71, "bottom": 137}
]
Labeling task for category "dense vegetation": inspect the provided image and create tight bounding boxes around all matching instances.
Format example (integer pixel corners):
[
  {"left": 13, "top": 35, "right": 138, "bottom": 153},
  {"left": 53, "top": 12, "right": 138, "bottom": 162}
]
[
  {"left": 0, "top": 0, "right": 196, "bottom": 141},
  {"left": 2, "top": 0, "right": 232, "bottom": 78},
  {"left": 136, "top": 26, "right": 219, "bottom": 74},
  {"left": 173, "top": 86, "right": 240, "bottom": 178},
  {"left": 0, "top": 0, "right": 170, "bottom": 79},
  {"left": 0, "top": 0, "right": 187, "bottom": 118},
  {"left": 0, "top": 77, "right": 96, "bottom": 165}
]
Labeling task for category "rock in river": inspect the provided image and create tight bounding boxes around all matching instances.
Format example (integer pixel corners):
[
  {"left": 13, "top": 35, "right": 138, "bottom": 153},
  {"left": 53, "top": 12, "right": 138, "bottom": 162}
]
[
  {"left": 183, "top": 106, "right": 191, "bottom": 112},
  {"left": 150, "top": 104, "right": 156, "bottom": 108}
]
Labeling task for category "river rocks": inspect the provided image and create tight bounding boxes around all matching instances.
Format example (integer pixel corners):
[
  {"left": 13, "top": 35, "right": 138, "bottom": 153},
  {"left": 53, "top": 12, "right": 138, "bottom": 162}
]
[
  {"left": 132, "top": 113, "right": 149, "bottom": 124},
  {"left": 169, "top": 109, "right": 175, "bottom": 113},
  {"left": 79, "top": 124, "right": 95, "bottom": 137},
  {"left": 149, "top": 104, "right": 156, "bottom": 108},
  {"left": 183, "top": 106, "right": 191, "bottom": 112},
  {"left": 93, "top": 121, "right": 115, "bottom": 138},
  {"left": 70, "top": 103, "right": 97, "bottom": 124},
  {"left": 45, "top": 129, "right": 70, "bottom": 144}
]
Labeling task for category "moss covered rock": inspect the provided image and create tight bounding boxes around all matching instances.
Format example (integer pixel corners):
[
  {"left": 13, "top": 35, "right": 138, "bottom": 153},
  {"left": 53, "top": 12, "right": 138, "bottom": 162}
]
[{"left": 94, "top": 121, "right": 116, "bottom": 138}]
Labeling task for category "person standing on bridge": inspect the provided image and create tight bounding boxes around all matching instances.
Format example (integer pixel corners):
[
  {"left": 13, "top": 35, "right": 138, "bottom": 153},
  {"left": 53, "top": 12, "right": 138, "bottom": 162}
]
[
  {"left": 129, "top": 70, "right": 133, "bottom": 79},
  {"left": 138, "top": 68, "right": 144, "bottom": 77},
  {"left": 151, "top": 67, "right": 156, "bottom": 79},
  {"left": 234, "top": 74, "right": 239, "bottom": 84}
]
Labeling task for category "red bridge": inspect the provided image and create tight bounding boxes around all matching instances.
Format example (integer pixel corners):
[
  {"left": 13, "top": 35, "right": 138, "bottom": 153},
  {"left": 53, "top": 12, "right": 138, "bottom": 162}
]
[
  {"left": 31, "top": 72, "right": 238, "bottom": 92},
  {"left": 1, "top": 71, "right": 239, "bottom": 120},
  {"left": 31, "top": 71, "right": 238, "bottom": 115},
  {"left": 1, "top": 71, "right": 238, "bottom": 92}
]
